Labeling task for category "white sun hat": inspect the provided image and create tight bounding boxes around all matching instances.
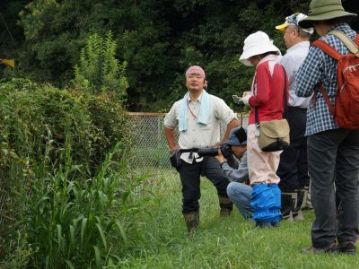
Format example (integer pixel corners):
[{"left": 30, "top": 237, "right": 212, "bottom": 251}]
[{"left": 239, "top": 31, "right": 280, "bottom": 66}]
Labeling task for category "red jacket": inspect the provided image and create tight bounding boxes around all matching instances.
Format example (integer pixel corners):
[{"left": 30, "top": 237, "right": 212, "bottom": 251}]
[{"left": 248, "top": 55, "right": 288, "bottom": 125}]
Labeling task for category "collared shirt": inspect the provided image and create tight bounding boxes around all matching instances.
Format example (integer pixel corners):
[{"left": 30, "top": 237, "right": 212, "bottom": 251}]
[
  {"left": 281, "top": 41, "right": 312, "bottom": 108},
  {"left": 164, "top": 90, "right": 237, "bottom": 163},
  {"left": 295, "top": 23, "right": 357, "bottom": 136}
]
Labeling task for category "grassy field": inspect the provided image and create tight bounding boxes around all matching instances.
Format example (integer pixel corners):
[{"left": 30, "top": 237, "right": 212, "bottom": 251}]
[{"left": 120, "top": 168, "right": 358, "bottom": 269}]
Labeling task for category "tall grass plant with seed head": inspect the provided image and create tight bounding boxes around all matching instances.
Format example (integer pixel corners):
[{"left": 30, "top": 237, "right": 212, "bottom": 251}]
[{"left": 21, "top": 142, "right": 143, "bottom": 268}]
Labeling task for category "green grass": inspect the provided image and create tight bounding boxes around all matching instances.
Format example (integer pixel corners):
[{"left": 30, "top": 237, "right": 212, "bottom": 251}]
[{"left": 118, "top": 169, "right": 358, "bottom": 269}]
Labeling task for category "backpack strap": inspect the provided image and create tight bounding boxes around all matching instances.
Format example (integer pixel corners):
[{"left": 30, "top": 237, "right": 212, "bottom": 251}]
[
  {"left": 330, "top": 30, "right": 359, "bottom": 57},
  {"left": 318, "top": 85, "right": 335, "bottom": 115},
  {"left": 311, "top": 39, "right": 339, "bottom": 115},
  {"left": 312, "top": 40, "right": 342, "bottom": 60},
  {"left": 311, "top": 83, "right": 335, "bottom": 115}
]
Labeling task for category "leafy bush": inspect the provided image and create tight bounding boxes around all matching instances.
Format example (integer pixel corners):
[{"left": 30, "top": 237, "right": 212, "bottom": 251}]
[
  {"left": 0, "top": 78, "right": 129, "bottom": 177},
  {"left": 0, "top": 78, "right": 131, "bottom": 263}
]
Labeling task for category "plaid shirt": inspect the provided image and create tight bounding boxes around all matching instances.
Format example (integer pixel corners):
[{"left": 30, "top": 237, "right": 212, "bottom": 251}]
[{"left": 295, "top": 23, "right": 357, "bottom": 136}]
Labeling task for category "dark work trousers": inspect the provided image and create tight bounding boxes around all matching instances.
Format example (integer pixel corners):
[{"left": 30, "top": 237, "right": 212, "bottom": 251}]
[
  {"left": 308, "top": 129, "right": 359, "bottom": 248},
  {"left": 178, "top": 156, "right": 230, "bottom": 213},
  {"left": 277, "top": 106, "right": 309, "bottom": 191}
]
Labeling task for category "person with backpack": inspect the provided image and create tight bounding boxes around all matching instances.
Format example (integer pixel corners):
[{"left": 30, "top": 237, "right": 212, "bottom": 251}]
[
  {"left": 295, "top": 0, "right": 359, "bottom": 254},
  {"left": 275, "top": 13, "right": 314, "bottom": 221}
]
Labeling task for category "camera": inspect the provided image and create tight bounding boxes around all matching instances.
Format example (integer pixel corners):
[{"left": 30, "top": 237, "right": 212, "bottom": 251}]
[
  {"left": 197, "top": 143, "right": 233, "bottom": 158},
  {"left": 197, "top": 144, "right": 238, "bottom": 169}
]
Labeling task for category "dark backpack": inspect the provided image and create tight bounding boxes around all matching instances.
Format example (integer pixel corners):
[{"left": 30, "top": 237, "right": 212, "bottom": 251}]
[{"left": 312, "top": 30, "right": 359, "bottom": 129}]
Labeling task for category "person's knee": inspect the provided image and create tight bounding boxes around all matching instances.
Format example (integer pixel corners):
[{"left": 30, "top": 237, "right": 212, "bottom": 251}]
[{"left": 227, "top": 182, "right": 236, "bottom": 198}]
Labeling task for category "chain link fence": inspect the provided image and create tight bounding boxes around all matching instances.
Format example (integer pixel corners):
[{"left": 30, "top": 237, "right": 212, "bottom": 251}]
[{"left": 128, "top": 112, "right": 247, "bottom": 169}]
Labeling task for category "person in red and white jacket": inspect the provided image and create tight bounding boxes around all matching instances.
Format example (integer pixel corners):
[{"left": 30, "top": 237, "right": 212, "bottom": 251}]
[{"left": 238, "top": 31, "right": 288, "bottom": 227}]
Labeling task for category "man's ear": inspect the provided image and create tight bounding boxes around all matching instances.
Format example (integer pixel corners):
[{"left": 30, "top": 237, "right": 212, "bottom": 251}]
[{"left": 204, "top": 80, "right": 208, "bottom": 89}]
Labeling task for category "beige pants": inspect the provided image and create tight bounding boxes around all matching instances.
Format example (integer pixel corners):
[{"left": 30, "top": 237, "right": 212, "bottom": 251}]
[{"left": 247, "top": 124, "right": 281, "bottom": 184}]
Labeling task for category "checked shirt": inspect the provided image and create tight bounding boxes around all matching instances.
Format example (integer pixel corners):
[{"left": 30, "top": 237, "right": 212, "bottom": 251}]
[{"left": 295, "top": 23, "right": 357, "bottom": 136}]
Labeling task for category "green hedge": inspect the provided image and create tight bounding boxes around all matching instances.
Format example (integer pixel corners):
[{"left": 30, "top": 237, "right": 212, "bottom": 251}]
[
  {"left": 0, "top": 78, "right": 130, "bottom": 260},
  {"left": 0, "top": 78, "right": 129, "bottom": 177}
]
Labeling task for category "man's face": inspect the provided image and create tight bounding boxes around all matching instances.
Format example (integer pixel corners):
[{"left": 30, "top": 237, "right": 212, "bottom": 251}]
[
  {"left": 283, "top": 25, "right": 298, "bottom": 48},
  {"left": 231, "top": 145, "right": 247, "bottom": 159},
  {"left": 185, "top": 73, "right": 206, "bottom": 92},
  {"left": 313, "top": 21, "right": 328, "bottom": 36}
]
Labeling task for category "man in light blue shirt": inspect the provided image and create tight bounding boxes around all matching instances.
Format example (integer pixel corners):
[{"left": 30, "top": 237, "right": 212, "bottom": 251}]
[{"left": 275, "top": 13, "right": 313, "bottom": 220}]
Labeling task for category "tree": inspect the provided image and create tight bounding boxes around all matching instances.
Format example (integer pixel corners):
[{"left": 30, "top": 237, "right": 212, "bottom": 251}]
[
  {"left": 73, "top": 32, "right": 128, "bottom": 100},
  {"left": 5, "top": 0, "right": 358, "bottom": 111}
]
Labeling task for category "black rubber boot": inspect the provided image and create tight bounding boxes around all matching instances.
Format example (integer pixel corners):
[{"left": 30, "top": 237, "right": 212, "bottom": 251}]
[
  {"left": 183, "top": 211, "right": 199, "bottom": 232},
  {"left": 302, "top": 184, "right": 313, "bottom": 210},
  {"left": 281, "top": 192, "right": 297, "bottom": 221},
  {"left": 293, "top": 189, "right": 305, "bottom": 220},
  {"left": 219, "top": 196, "right": 233, "bottom": 217}
]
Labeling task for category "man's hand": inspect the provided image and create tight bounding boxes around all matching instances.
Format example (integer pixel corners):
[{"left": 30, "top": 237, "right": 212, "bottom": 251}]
[
  {"left": 164, "top": 127, "right": 179, "bottom": 153},
  {"left": 215, "top": 149, "right": 226, "bottom": 164},
  {"left": 240, "top": 91, "right": 252, "bottom": 105},
  {"left": 169, "top": 145, "right": 179, "bottom": 154}
]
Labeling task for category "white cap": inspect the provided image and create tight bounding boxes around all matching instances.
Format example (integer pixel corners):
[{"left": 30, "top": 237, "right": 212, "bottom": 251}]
[{"left": 275, "top": 13, "right": 314, "bottom": 34}]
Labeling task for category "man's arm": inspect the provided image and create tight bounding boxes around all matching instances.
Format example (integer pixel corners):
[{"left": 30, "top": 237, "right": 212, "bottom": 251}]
[
  {"left": 164, "top": 127, "right": 178, "bottom": 152},
  {"left": 295, "top": 47, "right": 323, "bottom": 97},
  {"left": 221, "top": 118, "right": 240, "bottom": 143},
  {"left": 213, "top": 97, "right": 239, "bottom": 143},
  {"left": 219, "top": 151, "right": 249, "bottom": 183},
  {"left": 163, "top": 102, "right": 179, "bottom": 152}
]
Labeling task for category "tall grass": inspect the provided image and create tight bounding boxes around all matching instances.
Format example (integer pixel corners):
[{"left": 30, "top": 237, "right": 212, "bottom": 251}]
[
  {"left": 114, "top": 169, "right": 358, "bottom": 269},
  {"left": 2, "top": 143, "right": 144, "bottom": 269},
  {"left": 29, "top": 144, "right": 127, "bottom": 268}
]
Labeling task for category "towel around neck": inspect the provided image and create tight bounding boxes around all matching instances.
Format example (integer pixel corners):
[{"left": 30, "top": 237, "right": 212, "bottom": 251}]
[{"left": 179, "top": 90, "right": 210, "bottom": 132}]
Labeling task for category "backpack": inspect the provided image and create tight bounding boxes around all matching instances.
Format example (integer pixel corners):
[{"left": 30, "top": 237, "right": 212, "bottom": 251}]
[{"left": 312, "top": 30, "right": 359, "bottom": 129}]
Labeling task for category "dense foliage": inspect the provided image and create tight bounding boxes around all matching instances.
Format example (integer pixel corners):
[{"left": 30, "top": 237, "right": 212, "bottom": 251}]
[
  {"left": 0, "top": 78, "right": 136, "bottom": 267},
  {"left": 0, "top": 78, "right": 129, "bottom": 175},
  {"left": 1, "top": 0, "right": 358, "bottom": 111},
  {"left": 0, "top": 1, "right": 358, "bottom": 267}
]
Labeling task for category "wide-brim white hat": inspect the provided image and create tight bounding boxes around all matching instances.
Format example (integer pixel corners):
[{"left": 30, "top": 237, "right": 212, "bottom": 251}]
[{"left": 239, "top": 31, "right": 280, "bottom": 66}]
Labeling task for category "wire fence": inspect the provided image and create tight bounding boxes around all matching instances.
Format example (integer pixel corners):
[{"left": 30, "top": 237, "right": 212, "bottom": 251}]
[{"left": 127, "top": 112, "right": 247, "bottom": 169}]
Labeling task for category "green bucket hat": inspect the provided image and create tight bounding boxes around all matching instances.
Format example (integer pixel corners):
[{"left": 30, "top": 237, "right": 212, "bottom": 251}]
[{"left": 299, "top": 0, "right": 357, "bottom": 28}]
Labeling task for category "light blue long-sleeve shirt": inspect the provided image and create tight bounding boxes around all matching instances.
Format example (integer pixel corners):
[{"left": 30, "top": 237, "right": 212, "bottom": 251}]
[{"left": 221, "top": 151, "right": 249, "bottom": 183}]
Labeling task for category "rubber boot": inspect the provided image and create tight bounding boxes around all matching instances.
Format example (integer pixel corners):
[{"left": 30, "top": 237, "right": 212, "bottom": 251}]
[
  {"left": 300, "top": 186, "right": 308, "bottom": 209},
  {"left": 183, "top": 211, "right": 199, "bottom": 232},
  {"left": 219, "top": 196, "right": 233, "bottom": 217},
  {"left": 293, "top": 189, "right": 305, "bottom": 221},
  {"left": 302, "top": 184, "right": 313, "bottom": 210},
  {"left": 281, "top": 192, "right": 297, "bottom": 221}
]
